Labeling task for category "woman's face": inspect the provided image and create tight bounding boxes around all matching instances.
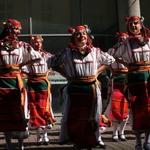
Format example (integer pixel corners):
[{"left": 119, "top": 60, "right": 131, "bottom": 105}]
[
  {"left": 74, "top": 30, "right": 88, "bottom": 47},
  {"left": 11, "top": 27, "right": 21, "bottom": 38},
  {"left": 32, "top": 40, "right": 43, "bottom": 51},
  {"left": 128, "top": 20, "right": 142, "bottom": 35},
  {"left": 118, "top": 36, "right": 128, "bottom": 42}
]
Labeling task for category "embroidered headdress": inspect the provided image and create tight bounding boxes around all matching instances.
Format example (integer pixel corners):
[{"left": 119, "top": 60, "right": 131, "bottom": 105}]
[
  {"left": 68, "top": 24, "right": 94, "bottom": 50},
  {"left": 125, "top": 16, "right": 150, "bottom": 45},
  {"left": 29, "top": 35, "right": 44, "bottom": 51},
  {"left": 116, "top": 32, "right": 128, "bottom": 38},
  {"left": 30, "top": 35, "right": 43, "bottom": 43},
  {"left": 0, "top": 19, "right": 21, "bottom": 40},
  {"left": 6, "top": 19, "right": 22, "bottom": 29}
]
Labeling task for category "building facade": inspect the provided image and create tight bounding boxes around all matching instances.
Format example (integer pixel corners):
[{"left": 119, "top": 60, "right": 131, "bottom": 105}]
[
  {"left": 0, "top": 0, "right": 149, "bottom": 52},
  {"left": 0, "top": 0, "right": 149, "bottom": 112}
]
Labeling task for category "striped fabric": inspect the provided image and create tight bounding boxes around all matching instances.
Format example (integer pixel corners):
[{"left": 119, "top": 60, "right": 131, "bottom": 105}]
[
  {"left": 28, "top": 77, "right": 56, "bottom": 128},
  {"left": 127, "top": 71, "right": 150, "bottom": 131},
  {"left": 110, "top": 75, "right": 129, "bottom": 121},
  {"left": 0, "top": 72, "right": 27, "bottom": 132},
  {"left": 67, "top": 83, "right": 98, "bottom": 148}
]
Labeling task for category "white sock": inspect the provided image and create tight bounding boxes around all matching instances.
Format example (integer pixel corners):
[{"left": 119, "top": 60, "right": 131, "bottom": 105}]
[
  {"left": 119, "top": 121, "right": 127, "bottom": 135},
  {"left": 113, "top": 121, "right": 118, "bottom": 139},
  {"left": 98, "top": 135, "right": 105, "bottom": 145},
  {"left": 36, "top": 128, "right": 41, "bottom": 138},
  {"left": 43, "top": 127, "right": 49, "bottom": 142}
]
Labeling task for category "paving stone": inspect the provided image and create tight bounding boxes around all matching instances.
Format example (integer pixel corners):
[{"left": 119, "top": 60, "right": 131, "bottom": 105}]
[{"left": 0, "top": 114, "right": 146, "bottom": 150}]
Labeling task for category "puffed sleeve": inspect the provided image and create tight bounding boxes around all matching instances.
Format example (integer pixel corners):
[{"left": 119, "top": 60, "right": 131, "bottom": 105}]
[
  {"left": 113, "top": 41, "right": 128, "bottom": 59},
  {"left": 44, "top": 52, "right": 52, "bottom": 61},
  {"left": 112, "top": 40, "right": 133, "bottom": 65},
  {"left": 97, "top": 48, "right": 115, "bottom": 66},
  {"left": 22, "top": 42, "right": 42, "bottom": 62},
  {"left": 47, "top": 50, "right": 66, "bottom": 69}
]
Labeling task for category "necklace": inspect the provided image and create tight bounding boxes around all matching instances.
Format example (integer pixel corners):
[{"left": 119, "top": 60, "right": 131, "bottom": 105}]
[{"left": 0, "top": 36, "right": 19, "bottom": 51}]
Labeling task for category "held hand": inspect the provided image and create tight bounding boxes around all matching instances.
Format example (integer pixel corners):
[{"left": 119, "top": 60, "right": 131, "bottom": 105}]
[
  {"left": 115, "top": 58, "right": 131, "bottom": 70},
  {"left": 19, "top": 58, "right": 41, "bottom": 68}
]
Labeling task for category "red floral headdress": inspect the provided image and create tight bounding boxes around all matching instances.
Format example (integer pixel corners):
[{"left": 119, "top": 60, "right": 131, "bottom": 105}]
[
  {"left": 30, "top": 35, "right": 43, "bottom": 45},
  {"left": 125, "top": 16, "right": 150, "bottom": 43},
  {"left": 0, "top": 19, "right": 22, "bottom": 39},
  {"left": 30, "top": 35, "right": 43, "bottom": 42},
  {"left": 29, "top": 35, "right": 44, "bottom": 51},
  {"left": 68, "top": 25, "right": 94, "bottom": 51},
  {"left": 7, "top": 19, "right": 22, "bottom": 29},
  {"left": 116, "top": 32, "right": 128, "bottom": 38}
]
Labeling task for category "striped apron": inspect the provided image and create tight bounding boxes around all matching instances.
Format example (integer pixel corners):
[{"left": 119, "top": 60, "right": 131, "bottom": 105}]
[
  {"left": 67, "top": 76, "right": 99, "bottom": 148},
  {"left": 0, "top": 65, "right": 27, "bottom": 131},
  {"left": 109, "top": 69, "right": 129, "bottom": 121},
  {"left": 127, "top": 64, "right": 150, "bottom": 131},
  {"left": 28, "top": 72, "right": 56, "bottom": 128}
]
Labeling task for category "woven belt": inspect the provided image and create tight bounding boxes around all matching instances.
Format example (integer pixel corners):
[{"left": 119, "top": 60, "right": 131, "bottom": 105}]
[
  {"left": 69, "top": 75, "right": 96, "bottom": 84},
  {"left": 129, "top": 61, "right": 150, "bottom": 66},
  {"left": 129, "top": 65, "right": 150, "bottom": 72},
  {"left": 0, "top": 65, "right": 20, "bottom": 73},
  {"left": 113, "top": 68, "right": 128, "bottom": 75},
  {"left": 28, "top": 72, "right": 47, "bottom": 78}
]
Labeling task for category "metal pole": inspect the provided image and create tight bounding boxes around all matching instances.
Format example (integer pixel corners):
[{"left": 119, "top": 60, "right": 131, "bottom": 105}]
[
  {"left": 29, "top": 0, "right": 33, "bottom": 34},
  {"left": 79, "top": 0, "right": 83, "bottom": 25}
]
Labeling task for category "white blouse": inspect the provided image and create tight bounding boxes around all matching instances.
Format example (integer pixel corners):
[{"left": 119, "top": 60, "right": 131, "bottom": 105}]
[
  {"left": 113, "top": 38, "right": 150, "bottom": 64},
  {"left": 49, "top": 47, "right": 115, "bottom": 77}
]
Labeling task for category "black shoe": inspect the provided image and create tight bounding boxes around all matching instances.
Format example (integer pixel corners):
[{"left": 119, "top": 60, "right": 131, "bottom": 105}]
[
  {"left": 43, "top": 141, "right": 50, "bottom": 145},
  {"left": 36, "top": 137, "right": 43, "bottom": 146},
  {"left": 135, "top": 144, "right": 142, "bottom": 150},
  {"left": 74, "top": 144, "right": 81, "bottom": 150},
  {"left": 112, "top": 135, "right": 119, "bottom": 142},
  {"left": 112, "top": 138, "right": 119, "bottom": 142},
  {"left": 143, "top": 142, "right": 150, "bottom": 150},
  {"left": 87, "top": 147, "right": 92, "bottom": 150},
  {"left": 99, "top": 144, "right": 107, "bottom": 149},
  {"left": 120, "top": 138, "right": 127, "bottom": 141},
  {"left": 37, "top": 142, "right": 43, "bottom": 146},
  {"left": 119, "top": 134, "right": 127, "bottom": 141},
  {"left": 43, "top": 137, "right": 50, "bottom": 145}
]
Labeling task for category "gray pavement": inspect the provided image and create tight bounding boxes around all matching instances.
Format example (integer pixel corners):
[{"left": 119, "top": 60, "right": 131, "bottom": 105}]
[{"left": 0, "top": 113, "right": 146, "bottom": 150}]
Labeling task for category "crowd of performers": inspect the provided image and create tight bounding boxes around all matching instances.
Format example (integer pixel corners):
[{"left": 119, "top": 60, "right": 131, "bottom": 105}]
[
  {"left": 0, "top": 15, "right": 150, "bottom": 150},
  {"left": 0, "top": 19, "right": 56, "bottom": 150}
]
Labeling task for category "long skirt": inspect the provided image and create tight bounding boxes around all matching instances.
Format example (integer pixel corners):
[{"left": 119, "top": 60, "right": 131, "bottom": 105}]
[
  {"left": 0, "top": 72, "right": 27, "bottom": 132},
  {"left": 110, "top": 75, "right": 129, "bottom": 121},
  {"left": 127, "top": 71, "right": 150, "bottom": 131},
  {"left": 28, "top": 77, "right": 56, "bottom": 129},
  {"left": 58, "top": 82, "right": 102, "bottom": 149}
]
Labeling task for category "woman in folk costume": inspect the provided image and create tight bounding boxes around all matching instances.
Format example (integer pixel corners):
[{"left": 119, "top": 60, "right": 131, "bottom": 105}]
[
  {"left": 104, "top": 32, "right": 129, "bottom": 142},
  {"left": 0, "top": 19, "right": 41, "bottom": 150},
  {"left": 113, "top": 16, "right": 150, "bottom": 150},
  {"left": 47, "top": 25, "right": 115, "bottom": 150},
  {"left": 27, "top": 35, "right": 56, "bottom": 145}
]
